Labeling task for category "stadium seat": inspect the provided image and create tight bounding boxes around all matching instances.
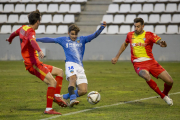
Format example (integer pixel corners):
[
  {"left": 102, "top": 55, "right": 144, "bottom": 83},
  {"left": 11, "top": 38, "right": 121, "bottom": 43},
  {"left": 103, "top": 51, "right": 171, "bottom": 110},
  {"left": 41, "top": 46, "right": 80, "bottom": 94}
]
[
  {"left": 21, "top": 0, "right": 32, "bottom": 2},
  {"left": 4, "top": 4, "right": 14, "bottom": 12},
  {"left": 160, "top": 14, "right": 171, "bottom": 23},
  {"left": 102, "top": 15, "right": 113, "bottom": 23},
  {"left": 113, "top": 15, "right": 125, "bottom": 23},
  {"left": 48, "top": 4, "right": 58, "bottom": 12},
  {"left": 136, "top": 0, "right": 147, "bottom": 2},
  {"left": 41, "top": 14, "right": 52, "bottom": 23},
  {"left": 65, "top": 0, "right": 76, "bottom": 2},
  {"left": 154, "top": 3, "right": 165, "bottom": 12},
  {"left": 96, "top": 25, "right": 107, "bottom": 34},
  {"left": 52, "top": 14, "right": 63, "bottom": 23},
  {"left": 12, "top": 25, "right": 22, "bottom": 32},
  {"left": 149, "top": 14, "right": 160, "bottom": 23},
  {"left": 142, "top": 4, "right": 153, "bottom": 12},
  {"left": 32, "top": 0, "right": 42, "bottom": 2},
  {"left": 8, "top": 14, "right": 19, "bottom": 23},
  {"left": 69, "top": 4, "right": 81, "bottom": 13},
  {"left": 59, "top": 4, "right": 70, "bottom": 13},
  {"left": 131, "top": 4, "right": 141, "bottom": 13},
  {"left": 0, "top": 15, "right": 7, "bottom": 23},
  {"left": 37, "top": 4, "right": 48, "bottom": 12},
  {"left": 76, "top": 0, "right": 87, "bottom": 2},
  {"left": 172, "top": 14, "right": 180, "bottom": 23},
  {"left": 44, "top": 0, "right": 54, "bottom": 2},
  {"left": 0, "top": 4, "right": 3, "bottom": 12},
  {"left": 155, "top": 25, "right": 166, "bottom": 34},
  {"left": 15, "top": 4, "right": 25, "bottom": 12},
  {"left": 107, "top": 25, "right": 118, "bottom": 34},
  {"left": 63, "top": 14, "right": 75, "bottom": 23},
  {"left": 166, "top": 3, "right": 177, "bottom": 12},
  {"left": 158, "top": 0, "right": 169, "bottom": 2},
  {"left": 166, "top": 25, "right": 178, "bottom": 34},
  {"left": 1, "top": 0, "right": 9, "bottom": 2},
  {"left": 137, "top": 14, "right": 148, "bottom": 23},
  {"left": 119, "top": 25, "right": 131, "bottom": 34},
  {"left": 178, "top": 3, "right": 180, "bottom": 11},
  {"left": 125, "top": 14, "right": 136, "bottom": 23},
  {"left": 124, "top": 0, "right": 136, "bottom": 2},
  {"left": 106, "top": 4, "right": 119, "bottom": 13},
  {"left": 146, "top": 0, "right": 158, "bottom": 2},
  {"left": 144, "top": 25, "right": 154, "bottom": 32},
  {"left": 57, "top": 25, "right": 68, "bottom": 34},
  {"left": 26, "top": 4, "right": 36, "bottom": 12},
  {"left": 10, "top": 0, "right": 21, "bottom": 2},
  {"left": 53, "top": 0, "right": 65, "bottom": 2},
  {"left": 1, "top": 25, "right": 11, "bottom": 33},
  {"left": 19, "top": 14, "right": 29, "bottom": 23},
  {"left": 119, "top": 4, "right": 130, "bottom": 13},
  {"left": 46, "top": 25, "right": 57, "bottom": 34},
  {"left": 36, "top": 25, "right": 45, "bottom": 34}
]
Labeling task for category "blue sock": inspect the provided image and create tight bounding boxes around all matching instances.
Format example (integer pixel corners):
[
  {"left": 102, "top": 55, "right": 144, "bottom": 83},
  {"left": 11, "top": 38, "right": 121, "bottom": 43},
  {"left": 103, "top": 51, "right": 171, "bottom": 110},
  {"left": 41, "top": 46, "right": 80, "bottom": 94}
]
[
  {"left": 63, "top": 93, "right": 70, "bottom": 99},
  {"left": 70, "top": 94, "right": 76, "bottom": 101},
  {"left": 74, "top": 89, "right": 80, "bottom": 97}
]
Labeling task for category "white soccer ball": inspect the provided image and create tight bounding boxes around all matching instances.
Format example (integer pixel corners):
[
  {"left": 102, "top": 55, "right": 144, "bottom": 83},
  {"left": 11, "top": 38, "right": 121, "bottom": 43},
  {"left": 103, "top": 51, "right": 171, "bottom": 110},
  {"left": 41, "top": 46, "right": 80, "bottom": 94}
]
[{"left": 87, "top": 91, "right": 101, "bottom": 105}]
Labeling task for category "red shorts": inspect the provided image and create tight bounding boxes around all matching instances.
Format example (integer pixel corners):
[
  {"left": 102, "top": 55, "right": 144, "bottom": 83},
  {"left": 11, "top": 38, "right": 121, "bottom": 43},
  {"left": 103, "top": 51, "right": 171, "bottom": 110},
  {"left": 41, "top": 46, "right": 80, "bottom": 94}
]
[
  {"left": 26, "top": 63, "right": 53, "bottom": 81},
  {"left": 133, "top": 60, "right": 165, "bottom": 78}
]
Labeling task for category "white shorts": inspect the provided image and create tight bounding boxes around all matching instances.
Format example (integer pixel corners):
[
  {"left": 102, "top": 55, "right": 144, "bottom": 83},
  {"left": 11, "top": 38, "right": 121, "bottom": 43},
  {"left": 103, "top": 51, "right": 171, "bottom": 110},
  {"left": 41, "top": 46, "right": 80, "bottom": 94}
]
[{"left": 65, "top": 62, "right": 88, "bottom": 85}]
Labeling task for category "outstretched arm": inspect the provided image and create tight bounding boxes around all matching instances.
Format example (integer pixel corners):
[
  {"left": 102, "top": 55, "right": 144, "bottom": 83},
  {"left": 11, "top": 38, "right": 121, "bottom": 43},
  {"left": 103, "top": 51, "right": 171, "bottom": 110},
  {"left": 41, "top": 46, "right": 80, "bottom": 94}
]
[
  {"left": 156, "top": 40, "right": 167, "bottom": 47},
  {"left": 84, "top": 21, "right": 107, "bottom": 43},
  {"left": 36, "top": 37, "right": 56, "bottom": 43},
  {"left": 111, "top": 42, "right": 129, "bottom": 64}
]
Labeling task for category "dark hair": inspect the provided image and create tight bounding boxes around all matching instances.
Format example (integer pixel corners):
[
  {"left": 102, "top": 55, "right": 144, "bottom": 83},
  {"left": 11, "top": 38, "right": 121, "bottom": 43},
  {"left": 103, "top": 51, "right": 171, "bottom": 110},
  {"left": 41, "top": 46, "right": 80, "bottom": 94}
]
[
  {"left": 28, "top": 9, "right": 41, "bottom": 25},
  {"left": 68, "top": 24, "right": 80, "bottom": 34},
  {"left": 134, "top": 18, "right": 144, "bottom": 25}
]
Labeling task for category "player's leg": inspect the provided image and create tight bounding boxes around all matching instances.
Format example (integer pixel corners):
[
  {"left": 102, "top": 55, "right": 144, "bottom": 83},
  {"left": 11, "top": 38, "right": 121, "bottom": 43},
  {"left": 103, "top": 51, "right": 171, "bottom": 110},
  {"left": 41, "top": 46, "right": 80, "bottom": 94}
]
[
  {"left": 27, "top": 64, "right": 61, "bottom": 114},
  {"left": 76, "top": 83, "right": 87, "bottom": 96},
  {"left": 158, "top": 70, "right": 173, "bottom": 96},
  {"left": 68, "top": 75, "right": 80, "bottom": 107}
]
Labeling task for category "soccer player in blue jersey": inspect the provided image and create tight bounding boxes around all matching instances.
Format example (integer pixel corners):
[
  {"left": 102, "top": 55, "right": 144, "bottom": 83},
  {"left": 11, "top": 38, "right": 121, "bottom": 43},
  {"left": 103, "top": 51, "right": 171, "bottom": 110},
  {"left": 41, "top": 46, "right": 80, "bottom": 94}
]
[{"left": 36, "top": 21, "right": 107, "bottom": 107}]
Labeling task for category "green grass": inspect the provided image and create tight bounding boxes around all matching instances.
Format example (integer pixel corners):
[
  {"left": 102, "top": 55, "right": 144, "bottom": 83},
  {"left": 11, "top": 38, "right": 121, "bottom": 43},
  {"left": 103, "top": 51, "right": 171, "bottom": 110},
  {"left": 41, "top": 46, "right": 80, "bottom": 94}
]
[{"left": 0, "top": 61, "right": 180, "bottom": 120}]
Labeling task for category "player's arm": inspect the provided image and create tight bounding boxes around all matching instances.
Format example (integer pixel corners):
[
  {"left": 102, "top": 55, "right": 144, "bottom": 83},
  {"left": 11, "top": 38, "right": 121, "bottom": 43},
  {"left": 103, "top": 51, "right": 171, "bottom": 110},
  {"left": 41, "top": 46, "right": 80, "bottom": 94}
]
[
  {"left": 36, "top": 37, "right": 56, "bottom": 43},
  {"left": 6, "top": 27, "right": 21, "bottom": 44},
  {"left": 29, "top": 33, "right": 44, "bottom": 58},
  {"left": 156, "top": 40, "right": 167, "bottom": 47},
  {"left": 84, "top": 21, "right": 107, "bottom": 43},
  {"left": 111, "top": 41, "right": 129, "bottom": 64}
]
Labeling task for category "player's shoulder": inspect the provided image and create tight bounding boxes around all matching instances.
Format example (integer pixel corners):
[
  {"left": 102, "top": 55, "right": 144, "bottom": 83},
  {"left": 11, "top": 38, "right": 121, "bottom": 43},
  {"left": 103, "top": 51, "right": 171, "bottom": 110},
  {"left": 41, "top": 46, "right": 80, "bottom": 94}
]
[
  {"left": 145, "top": 31, "right": 158, "bottom": 37},
  {"left": 127, "top": 31, "right": 135, "bottom": 36}
]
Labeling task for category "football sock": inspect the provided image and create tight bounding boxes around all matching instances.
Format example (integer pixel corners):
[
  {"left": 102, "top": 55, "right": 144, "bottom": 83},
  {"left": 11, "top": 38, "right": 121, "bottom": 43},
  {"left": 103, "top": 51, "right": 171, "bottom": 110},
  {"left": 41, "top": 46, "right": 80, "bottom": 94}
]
[
  {"left": 68, "top": 86, "right": 77, "bottom": 101},
  {"left": 63, "top": 89, "right": 80, "bottom": 99},
  {"left": 163, "top": 83, "right": 172, "bottom": 95},
  {"left": 45, "top": 108, "right": 52, "bottom": 111},
  {"left": 74, "top": 89, "right": 80, "bottom": 97},
  {"left": 46, "top": 87, "right": 55, "bottom": 108},
  {"left": 55, "top": 76, "right": 63, "bottom": 94},
  {"left": 146, "top": 79, "right": 165, "bottom": 99}
]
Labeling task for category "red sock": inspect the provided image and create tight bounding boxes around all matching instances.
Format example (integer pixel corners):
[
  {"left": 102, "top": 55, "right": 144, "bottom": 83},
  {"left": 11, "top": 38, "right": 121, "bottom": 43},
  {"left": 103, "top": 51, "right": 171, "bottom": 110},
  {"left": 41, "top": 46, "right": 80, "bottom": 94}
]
[
  {"left": 163, "top": 83, "right": 172, "bottom": 95},
  {"left": 146, "top": 79, "right": 165, "bottom": 99},
  {"left": 55, "top": 76, "right": 63, "bottom": 94},
  {"left": 46, "top": 87, "right": 55, "bottom": 108}
]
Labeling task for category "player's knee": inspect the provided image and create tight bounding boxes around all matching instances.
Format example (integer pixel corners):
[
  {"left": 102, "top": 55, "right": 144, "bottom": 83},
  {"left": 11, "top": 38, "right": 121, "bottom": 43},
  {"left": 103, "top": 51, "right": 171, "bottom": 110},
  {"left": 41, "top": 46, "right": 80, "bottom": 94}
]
[
  {"left": 168, "top": 77, "right": 173, "bottom": 86},
  {"left": 139, "top": 70, "right": 151, "bottom": 81},
  {"left": 58, "top": 68, "right": 64, "bottom": 77},
  {"left": 81, "top": 89, "right": 87, "bottom": 95},
  {"left": 49, "top": 78, "right": 57, "bottom": 87}
]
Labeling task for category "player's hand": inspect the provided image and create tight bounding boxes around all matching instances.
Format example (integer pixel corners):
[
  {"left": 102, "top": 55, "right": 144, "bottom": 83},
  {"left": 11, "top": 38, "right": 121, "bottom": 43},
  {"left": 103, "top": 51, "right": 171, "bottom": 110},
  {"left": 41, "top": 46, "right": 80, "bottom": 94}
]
[
  {"left": 38, "top": 51, "right": 44, "bottom": 59},
  {"left": 111, "top": 57, "right": 118, "bottom": 64},
  {"left": 102, "top": 21, "right": 107, "bottom": 27},
  {"left": 160, "top": 41, "right": 167, "bottom": 47},
  {"left": 6, "top": 38, "right": 11, "bottom": 44}
]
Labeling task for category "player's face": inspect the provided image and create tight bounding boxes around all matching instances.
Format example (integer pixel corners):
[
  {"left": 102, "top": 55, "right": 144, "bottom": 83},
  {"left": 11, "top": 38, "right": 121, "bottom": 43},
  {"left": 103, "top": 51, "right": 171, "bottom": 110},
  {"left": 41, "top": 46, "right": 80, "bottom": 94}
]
[
  {"left": 69, "top": 31, "right": 78, "bottom": 41},
  {"left": 134, "top": 22, "right": 144, "bottom": 35}
]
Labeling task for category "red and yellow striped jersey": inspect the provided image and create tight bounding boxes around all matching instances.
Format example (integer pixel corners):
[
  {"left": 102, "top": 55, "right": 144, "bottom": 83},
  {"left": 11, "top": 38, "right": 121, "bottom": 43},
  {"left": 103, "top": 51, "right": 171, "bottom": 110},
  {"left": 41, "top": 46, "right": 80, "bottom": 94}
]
[
  {"left": 15, "top": 25, "right": 42, "bottom": 66},
  {"left": 125, "top": 31, "right": 161, "bottom": 63}
]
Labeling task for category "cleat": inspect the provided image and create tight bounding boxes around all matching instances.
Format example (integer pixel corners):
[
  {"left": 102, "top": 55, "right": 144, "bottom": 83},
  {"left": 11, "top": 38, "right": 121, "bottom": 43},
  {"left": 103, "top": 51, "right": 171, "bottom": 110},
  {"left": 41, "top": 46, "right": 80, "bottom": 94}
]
[
  {"left": 70, "top": 99, "right": 79, "bottom": 107},
  {"left": 163, "top": 96, "right": 173, "bottom": 106},
  {"left": 60, "top": 94, "right": 70, "bottom": 107},
  {"left": 53, "top": 95, "right": 67, "bottom": 108},
  {"left": 44, "top": 109, "right": 62, "bottom": 115}
]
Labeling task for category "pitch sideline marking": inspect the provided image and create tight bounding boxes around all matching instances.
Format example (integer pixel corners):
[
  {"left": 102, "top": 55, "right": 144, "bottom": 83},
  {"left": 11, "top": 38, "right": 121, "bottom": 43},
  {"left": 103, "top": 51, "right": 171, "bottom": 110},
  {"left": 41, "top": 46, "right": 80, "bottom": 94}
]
[{"left": 40, "top": 92, "right": 180, "bottom": 120}]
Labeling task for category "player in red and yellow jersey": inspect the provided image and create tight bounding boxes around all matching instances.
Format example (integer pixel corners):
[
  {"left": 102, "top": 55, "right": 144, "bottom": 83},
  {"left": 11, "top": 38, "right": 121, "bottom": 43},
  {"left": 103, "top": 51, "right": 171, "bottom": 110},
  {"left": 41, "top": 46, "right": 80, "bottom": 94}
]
[
  {"left": 112, "top": 18, "right": 173, "bottom": 106},
  {"left": 6, "top": 10, "right": 67, "bottom": 114}
]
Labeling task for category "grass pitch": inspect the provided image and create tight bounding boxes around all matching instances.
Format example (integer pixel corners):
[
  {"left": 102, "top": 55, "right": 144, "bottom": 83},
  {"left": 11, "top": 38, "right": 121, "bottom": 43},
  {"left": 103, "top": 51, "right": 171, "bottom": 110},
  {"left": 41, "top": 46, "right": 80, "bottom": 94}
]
[{"left": 0, "top": 60, "right": 180, "bottom": 120}]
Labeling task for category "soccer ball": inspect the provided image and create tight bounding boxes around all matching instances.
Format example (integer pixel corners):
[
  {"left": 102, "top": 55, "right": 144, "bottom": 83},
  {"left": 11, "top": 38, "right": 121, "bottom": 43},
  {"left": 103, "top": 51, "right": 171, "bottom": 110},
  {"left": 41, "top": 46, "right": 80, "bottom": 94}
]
[{"left": 87, "top": 91, "right": 101, "bottom": 105}]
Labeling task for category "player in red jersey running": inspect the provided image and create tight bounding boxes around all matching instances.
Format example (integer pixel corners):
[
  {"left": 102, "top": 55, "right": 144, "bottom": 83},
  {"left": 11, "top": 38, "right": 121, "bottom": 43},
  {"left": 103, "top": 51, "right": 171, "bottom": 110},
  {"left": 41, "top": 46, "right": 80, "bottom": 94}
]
[
  {"left": 6, "top": 10, "right": 67, "bottom": 114},
  {"left": 111, "top": 18, "right": 173, "bottom": 106}
]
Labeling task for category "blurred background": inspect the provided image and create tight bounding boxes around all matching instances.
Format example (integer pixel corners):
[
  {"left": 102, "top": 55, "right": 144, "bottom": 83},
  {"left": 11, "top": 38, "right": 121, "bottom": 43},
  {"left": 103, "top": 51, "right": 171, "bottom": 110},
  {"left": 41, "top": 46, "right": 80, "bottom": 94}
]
[{"left": 0, "top": 0, "right": 180, "bottom": 61}]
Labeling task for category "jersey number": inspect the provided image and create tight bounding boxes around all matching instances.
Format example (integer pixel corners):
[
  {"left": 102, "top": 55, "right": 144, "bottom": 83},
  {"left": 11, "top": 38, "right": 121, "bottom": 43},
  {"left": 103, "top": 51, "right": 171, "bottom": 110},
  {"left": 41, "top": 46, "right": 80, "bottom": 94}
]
[{"left": 68, "top": 66, "right": 74, "bottom": 70}]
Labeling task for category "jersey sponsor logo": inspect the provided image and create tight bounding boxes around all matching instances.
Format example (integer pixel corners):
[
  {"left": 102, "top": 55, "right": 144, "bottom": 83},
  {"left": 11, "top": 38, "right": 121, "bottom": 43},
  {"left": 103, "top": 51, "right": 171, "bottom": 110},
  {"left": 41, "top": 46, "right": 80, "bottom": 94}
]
[
  {"left": 66, "top": 43, "right": 82, "bottom": 48},
  {"left": 132, "top": 42, "right": 147, "bottom": 47}
]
